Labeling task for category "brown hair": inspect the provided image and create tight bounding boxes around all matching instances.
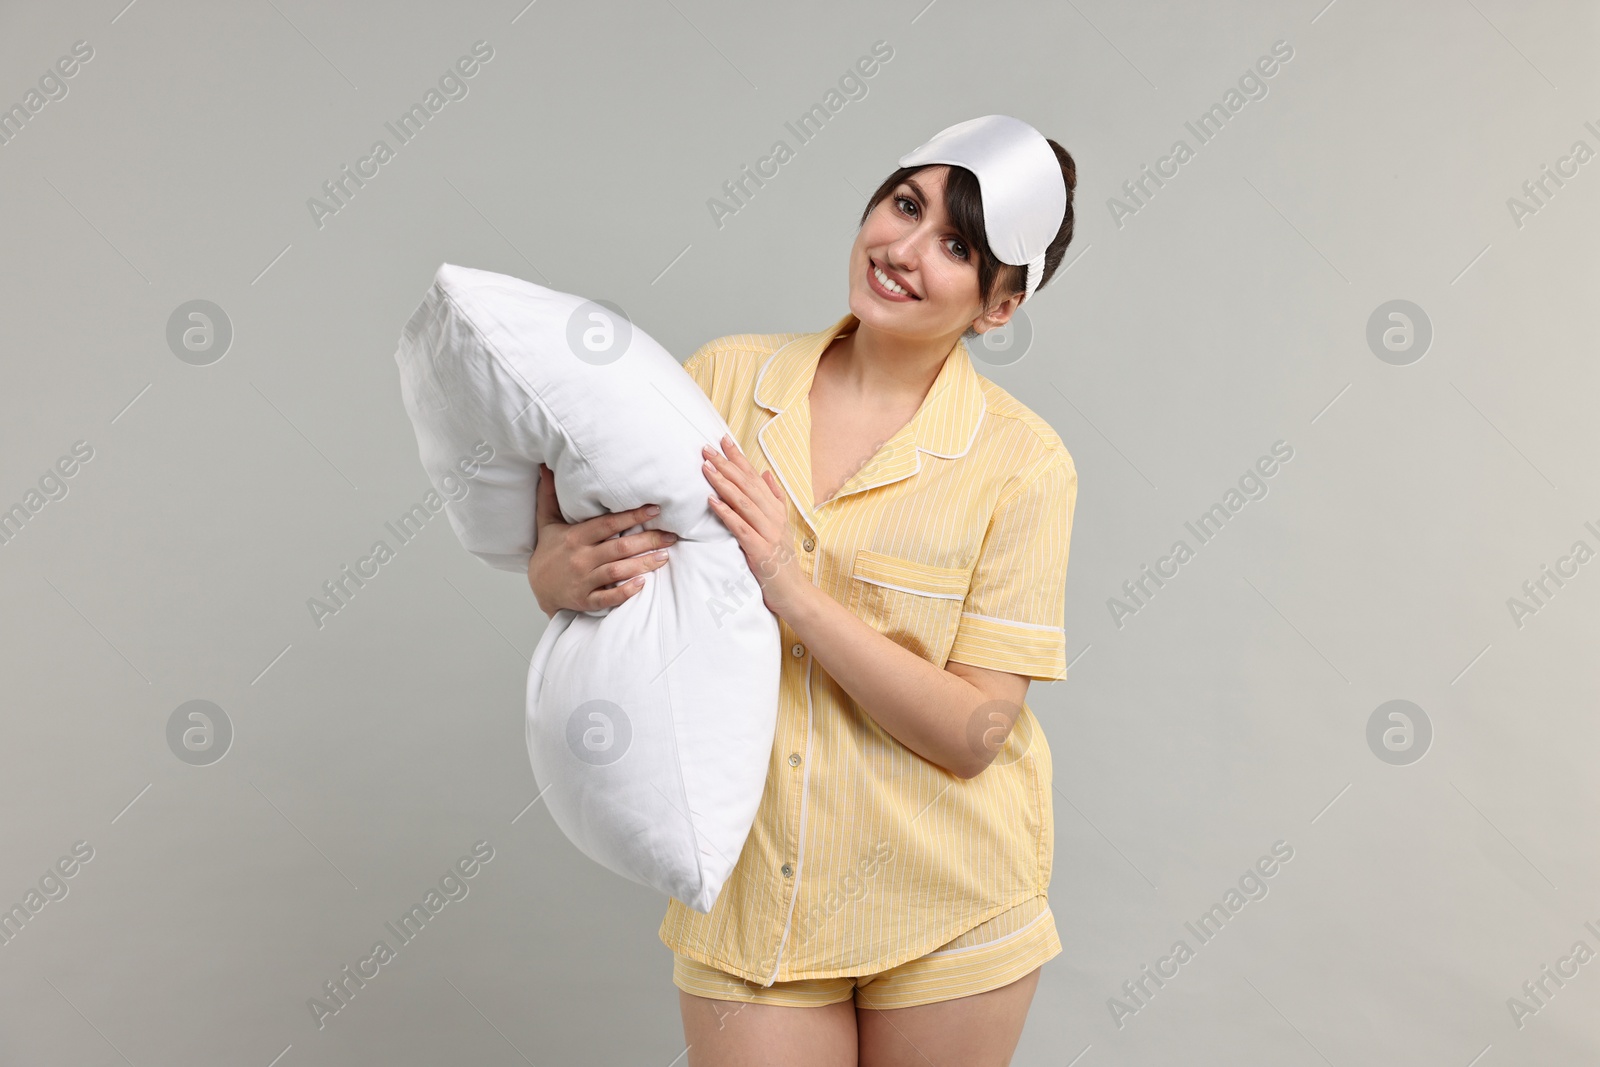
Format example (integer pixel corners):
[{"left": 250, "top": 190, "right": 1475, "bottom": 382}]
[{"left": 857, "top": 139, "right": 1078, "bottom": 318}]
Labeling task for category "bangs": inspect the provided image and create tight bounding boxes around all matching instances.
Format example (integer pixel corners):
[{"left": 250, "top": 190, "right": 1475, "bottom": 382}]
[{"left": 860, "top": 163, "right": 1026, "bottom": 310}]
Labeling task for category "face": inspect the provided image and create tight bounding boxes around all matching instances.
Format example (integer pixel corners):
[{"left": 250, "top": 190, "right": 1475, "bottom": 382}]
[{"left": 846, "top": 165, "right": 1022, "bottom": 345}]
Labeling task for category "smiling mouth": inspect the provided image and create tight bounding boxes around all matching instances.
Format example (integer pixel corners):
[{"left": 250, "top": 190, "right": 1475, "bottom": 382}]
[{"left": 869, "top": 258, "right": 919, "bottom": 299}]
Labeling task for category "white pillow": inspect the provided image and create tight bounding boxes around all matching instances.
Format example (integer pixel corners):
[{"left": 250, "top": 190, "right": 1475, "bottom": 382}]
[{"left": 392, "top": 263, "right": 780, "bottom": 913}]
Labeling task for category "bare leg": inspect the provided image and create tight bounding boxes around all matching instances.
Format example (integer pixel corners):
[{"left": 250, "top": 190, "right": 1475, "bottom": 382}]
[
  {"left": 678, "top": 988, "right": 859, "bottom": 1067},
  {"left": 855, "top": 966, "right": 1042, "bottom": 1067}
]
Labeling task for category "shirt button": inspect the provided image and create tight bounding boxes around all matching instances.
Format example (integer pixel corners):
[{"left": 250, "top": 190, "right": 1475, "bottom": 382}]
[
  {"left": 788, "top": 752, "right": 801, "bottom": 767},
  {"left": 790, "top": 642, "right": 805, "bottom": 658},
  {"left": 802, "top": 537, "right": 815, "bottom": 552},
  {"left": 781, "top": 863, "right": 793, "bottom": 877}
]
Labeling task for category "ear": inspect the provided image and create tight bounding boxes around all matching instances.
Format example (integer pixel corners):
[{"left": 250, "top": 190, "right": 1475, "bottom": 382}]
[{"left": 968, "top": 290, "right": 1024, "bottom": 336}]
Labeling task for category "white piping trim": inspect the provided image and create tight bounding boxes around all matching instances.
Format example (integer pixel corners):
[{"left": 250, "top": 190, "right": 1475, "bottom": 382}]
[
  {"left": 764, "top": 576, "right": 822, "bottom": 985},
  {"left": 919, "top": 905, "right": 1052, "bottom": 959},
  {"left": 854, "top": 576, "right": 964, "bottom": 600},
  {"left": 752, "top": 333, "right": 816, "bottom": 414},
  {"left": 958, "top": 611, "right": 1064, "bottom": 633},
  {"left": 756, "top": 415, "right": 817, "bottom": 538}
]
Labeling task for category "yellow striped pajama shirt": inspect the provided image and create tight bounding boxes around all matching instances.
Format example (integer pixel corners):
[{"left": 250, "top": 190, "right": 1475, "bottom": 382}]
[{"left": 659, "top": 310, "right": 1077, "bottom": 986}]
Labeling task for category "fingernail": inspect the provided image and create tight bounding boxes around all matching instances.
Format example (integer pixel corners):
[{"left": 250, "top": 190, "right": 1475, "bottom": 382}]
[
  {"left": 663, "top": 533, "right": 679, "bottom": 543},
  {"left": 652, "top": 549, "right": 669, "bottom": 559},
  {"left": 646, "top": 505, "right": 661, "bottom": 515}
]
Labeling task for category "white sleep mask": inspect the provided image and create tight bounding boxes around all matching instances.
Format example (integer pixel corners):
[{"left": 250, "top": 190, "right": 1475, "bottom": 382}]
[{"left": 897, "top": 114, "right": 1066, "bottom": 303}]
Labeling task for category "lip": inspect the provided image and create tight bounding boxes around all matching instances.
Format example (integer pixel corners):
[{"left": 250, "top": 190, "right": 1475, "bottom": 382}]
[{"left": 867, "top": 257, "right": 919, "bottom": 301}]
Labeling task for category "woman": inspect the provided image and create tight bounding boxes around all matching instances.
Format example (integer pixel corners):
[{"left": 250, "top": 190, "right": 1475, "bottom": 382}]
[{"left": 528, "top": 115, "right": 1079, "bottom": 1066}]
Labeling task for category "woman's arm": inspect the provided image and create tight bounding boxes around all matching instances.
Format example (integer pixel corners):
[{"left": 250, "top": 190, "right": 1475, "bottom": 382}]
[
  {"left": 783, "top": 582, "right": 1030, "bottom": 779},
  {"left": 700, "top": 434, "right": 1028, "bottom": 779}
]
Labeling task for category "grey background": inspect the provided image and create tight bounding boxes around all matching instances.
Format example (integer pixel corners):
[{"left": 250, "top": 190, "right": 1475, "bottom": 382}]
[{"left": 2, "top": 0, "right": 1596, "bottom": 1064}]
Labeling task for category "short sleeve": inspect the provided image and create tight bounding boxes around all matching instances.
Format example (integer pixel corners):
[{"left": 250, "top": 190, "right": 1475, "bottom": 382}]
[
  {"left": 681, "top": 343, "right": 716, "bottom": 399},
  {"left": 946, "top": 449, "right": 1077, "bottom": 681}
]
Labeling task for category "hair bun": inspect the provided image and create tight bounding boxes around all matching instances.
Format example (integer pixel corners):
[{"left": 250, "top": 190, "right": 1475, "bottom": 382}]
[{"left": 1049, "top": 139, "right": 1078, "bottom": 195}]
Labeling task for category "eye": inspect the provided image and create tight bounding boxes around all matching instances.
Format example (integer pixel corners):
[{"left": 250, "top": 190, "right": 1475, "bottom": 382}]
[{"left": 891, "top": 192, "right": 969, "bottom": 260}]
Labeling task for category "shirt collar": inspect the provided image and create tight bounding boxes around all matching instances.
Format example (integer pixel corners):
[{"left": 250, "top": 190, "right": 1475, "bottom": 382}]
[{"left": 753, "top": 311, "right": 986, "bottom": 460}]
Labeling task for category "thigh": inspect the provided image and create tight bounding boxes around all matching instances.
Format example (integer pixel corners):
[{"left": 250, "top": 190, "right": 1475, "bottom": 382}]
[
  {"left": 854, "top": 897, "right": 1060, "bottom": 1066},
  {"left": 855, "top": 967, "right": 1040, "bottom": 1067},
  {"left": 678, "top": 989, "right": 859, "bottom": 1067}
]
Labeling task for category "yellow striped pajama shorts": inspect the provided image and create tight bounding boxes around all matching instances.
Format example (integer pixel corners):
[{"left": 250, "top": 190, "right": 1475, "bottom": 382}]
[{"left": 672, "top": 893, "right": 1061, "bottom": 1010}]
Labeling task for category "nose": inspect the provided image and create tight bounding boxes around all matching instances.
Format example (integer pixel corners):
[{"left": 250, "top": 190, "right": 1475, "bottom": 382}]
[{"left": 882, "top": 229, "right": 925, "bottom": 275}]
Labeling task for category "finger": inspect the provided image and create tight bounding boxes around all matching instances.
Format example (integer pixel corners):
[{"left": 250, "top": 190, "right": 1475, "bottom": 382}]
[
  {"left": 718, "top": 436, "right": 770, "bottom": 504},
  {"left": 706, "top": 450, "right": 788, "bottom": 549},
  {"left": 726, "top": 460, "right": 784, "bottom": 533},
  {"left": 703, "top": 441, "right": 764, "bottom": 506},
  {"left": 583, "top": 564, "right": 660, "bottom": 610},
  {"left": 597, "top": 527, "right": 679, "bottom": 563},
  {"left": 577, "top": 502, "right": 664, "bottom": 546},
  {"left": 761, "top": 469, "right": 784, "bottom": 507},
  {"left": 717, "top": 434, "right": 754, "bottom": 472},
  {"left": 715, "top": 437, "right": 783, "bottom": 523},
  {"left": 706, "top": 494, "right": 760, "bottom": 546},
  {"left": 703, "top": 455, "right": 759, "bottom": 521},
  {"left": 580, "top": 548, "right": 667, "bottom": 604},
  {"left": 757, "top": 469, "right": 788, "bottom": 524},
  {"left": 602, "top": 545, "right": 672, "bottom": 585},
  {"left": 534, "top": 463, "right": 559, "bottom": 526}
]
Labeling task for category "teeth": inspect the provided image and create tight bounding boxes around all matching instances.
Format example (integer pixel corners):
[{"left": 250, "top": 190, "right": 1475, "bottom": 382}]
[{"left": 873, "top": 265, "right": 910, "bottom": 296}]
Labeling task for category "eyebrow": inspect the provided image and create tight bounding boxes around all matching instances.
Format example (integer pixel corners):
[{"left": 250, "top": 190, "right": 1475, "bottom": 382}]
[
  {"left": 899, "top": 177, "right": 928, "bottom": 207},
  {"left": 896, "top": 176, "right": 961, "bottom": 240}
]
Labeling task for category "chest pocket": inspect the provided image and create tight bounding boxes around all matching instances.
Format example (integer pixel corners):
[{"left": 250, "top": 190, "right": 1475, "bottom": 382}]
[{"left": 845, "top": 549, "right": 971, "bottom": 666}]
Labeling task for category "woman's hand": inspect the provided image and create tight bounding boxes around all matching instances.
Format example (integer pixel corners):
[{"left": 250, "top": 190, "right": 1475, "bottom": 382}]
[
  {"left": 526, "top": 463, "right": 678, "bottom": 618},
  {"left": 701, "top": 434, "right": 808, "bottom": 619}
]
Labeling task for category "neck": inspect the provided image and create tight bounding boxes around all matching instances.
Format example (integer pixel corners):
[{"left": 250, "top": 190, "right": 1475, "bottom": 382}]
[{"left": 823, "top": 319, "right": 963, "bottom": 402}]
